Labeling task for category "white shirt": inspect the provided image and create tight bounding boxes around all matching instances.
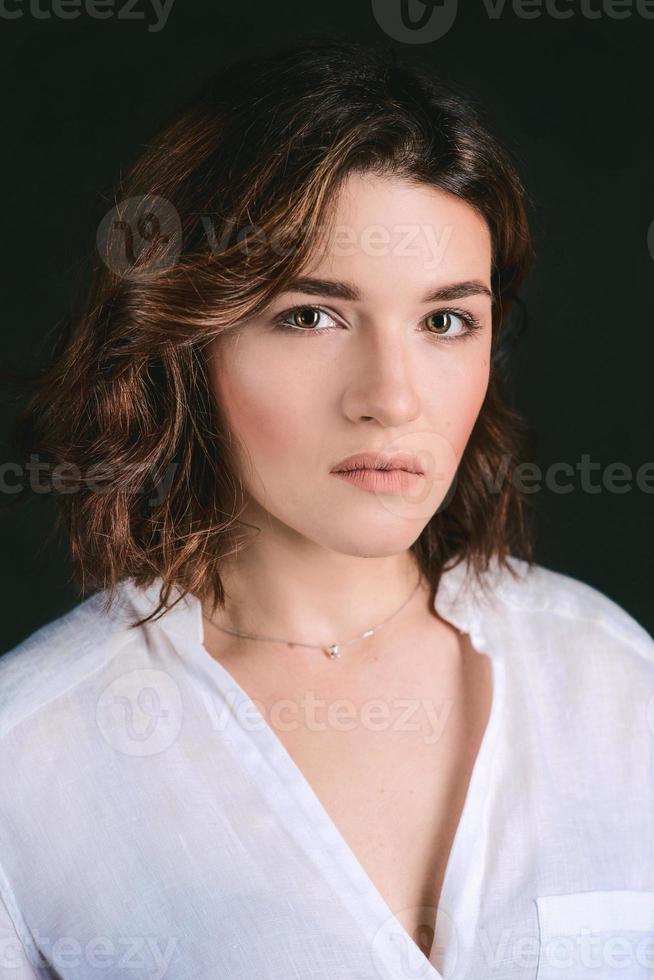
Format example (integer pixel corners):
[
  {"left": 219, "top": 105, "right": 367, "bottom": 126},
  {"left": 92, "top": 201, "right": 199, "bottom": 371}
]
[{"left": 0, "top": 555, "right": 653, "bottom": 980}]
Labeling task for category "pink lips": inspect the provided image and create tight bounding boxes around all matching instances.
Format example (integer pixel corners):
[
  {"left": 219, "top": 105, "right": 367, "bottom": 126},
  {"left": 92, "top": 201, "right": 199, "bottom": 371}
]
[
  {"left": 331, "top": 468, "right": 423, "bottom": 494},
  {"left": 330, "top": 450, "right": 425, "bottom": 495},
  {"left": 330, "top": 450, "right": 424, "bottom": 475}
]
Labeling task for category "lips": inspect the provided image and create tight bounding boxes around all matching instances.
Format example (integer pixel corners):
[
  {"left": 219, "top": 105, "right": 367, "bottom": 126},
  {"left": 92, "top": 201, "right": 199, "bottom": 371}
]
[
  {"left": 331, "top": 451, "right": 424, "bottom": 475},
  {"left": 331, "top": 467, "right": 423, "bottom": 495}
]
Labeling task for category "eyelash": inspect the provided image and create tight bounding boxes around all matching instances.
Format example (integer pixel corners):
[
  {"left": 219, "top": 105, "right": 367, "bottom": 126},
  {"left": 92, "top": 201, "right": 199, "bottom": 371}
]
[{"left": 270, "top": 304, "right": 484, "bottom": 344}]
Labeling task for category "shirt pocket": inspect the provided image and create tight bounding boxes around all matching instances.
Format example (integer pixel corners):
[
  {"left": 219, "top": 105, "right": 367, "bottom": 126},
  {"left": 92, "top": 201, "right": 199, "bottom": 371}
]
[{"left": 534, "top": 890, "right": 654, "bottom": 980}]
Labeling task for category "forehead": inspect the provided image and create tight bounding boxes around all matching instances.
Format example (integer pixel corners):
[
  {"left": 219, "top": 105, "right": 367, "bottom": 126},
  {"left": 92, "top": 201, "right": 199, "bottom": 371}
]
[{"left": 301, "top": 172, "right": 492, "bottom": 290}]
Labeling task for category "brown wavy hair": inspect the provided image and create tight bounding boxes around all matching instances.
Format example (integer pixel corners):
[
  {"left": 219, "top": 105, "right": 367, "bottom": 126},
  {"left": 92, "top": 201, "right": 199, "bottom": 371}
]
[{"left": 6, "top": 35, "right": 538, "bottom": 628}]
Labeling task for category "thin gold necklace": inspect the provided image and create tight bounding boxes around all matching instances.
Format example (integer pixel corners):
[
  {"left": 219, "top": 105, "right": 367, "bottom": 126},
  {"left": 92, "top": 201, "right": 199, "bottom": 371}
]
[{"left": 207, "top": 569, "right": 423, "bottom": 660}]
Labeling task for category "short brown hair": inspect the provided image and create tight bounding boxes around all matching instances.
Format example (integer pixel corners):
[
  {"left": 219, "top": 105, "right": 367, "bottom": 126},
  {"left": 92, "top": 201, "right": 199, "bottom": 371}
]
[{"left": 7, "top": 36, "right": 537, "bottom": 627}]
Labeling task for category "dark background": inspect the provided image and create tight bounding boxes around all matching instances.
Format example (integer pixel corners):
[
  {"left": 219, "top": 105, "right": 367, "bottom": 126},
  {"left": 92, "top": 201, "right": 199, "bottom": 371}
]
[{"left": 1, "top": 0, "right": 652, "bottom": 652}]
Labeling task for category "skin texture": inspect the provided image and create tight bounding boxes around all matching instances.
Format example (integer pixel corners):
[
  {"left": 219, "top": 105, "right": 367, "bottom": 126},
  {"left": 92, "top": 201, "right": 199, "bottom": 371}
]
[{"left": 204, "top": 172, "right": 492, "bottom": 677}]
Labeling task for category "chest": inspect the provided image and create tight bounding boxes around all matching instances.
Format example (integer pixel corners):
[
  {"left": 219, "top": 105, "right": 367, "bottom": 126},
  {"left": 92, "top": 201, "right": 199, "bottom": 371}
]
[
  {"left": 212, "top": 630, "right": 493, "bottom": 959},
  {"left": 272, "top": 707, "right": 471, "bottom": 955}
]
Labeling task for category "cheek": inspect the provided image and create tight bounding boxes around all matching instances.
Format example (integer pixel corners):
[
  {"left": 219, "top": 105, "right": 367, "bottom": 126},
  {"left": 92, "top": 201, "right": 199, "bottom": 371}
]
[
  {"left": 211, "top": 350, "right": 316, "bottom": 469},
  {"left": 426, "top": 354, "right": 490, "bottom": 452}
]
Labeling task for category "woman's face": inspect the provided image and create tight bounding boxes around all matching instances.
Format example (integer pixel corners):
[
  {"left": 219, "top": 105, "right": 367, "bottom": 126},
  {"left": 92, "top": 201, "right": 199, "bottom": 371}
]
[{"left": 207, "top": 173, "right": 492, "bottom": 558}]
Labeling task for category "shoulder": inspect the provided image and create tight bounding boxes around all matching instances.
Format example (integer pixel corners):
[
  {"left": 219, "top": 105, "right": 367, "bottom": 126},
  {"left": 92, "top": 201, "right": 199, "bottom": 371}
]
[
  {"left": 488, "top": 555, "right": 654, "bottom": 667},
  {"left": 0, "top": 584, "right": 138, "bottom": 739}
]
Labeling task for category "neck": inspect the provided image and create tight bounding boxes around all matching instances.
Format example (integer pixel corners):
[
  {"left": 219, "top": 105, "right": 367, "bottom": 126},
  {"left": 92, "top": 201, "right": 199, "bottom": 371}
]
[{"left": 201, "top": 532, "right": 426, "bottom": 654}]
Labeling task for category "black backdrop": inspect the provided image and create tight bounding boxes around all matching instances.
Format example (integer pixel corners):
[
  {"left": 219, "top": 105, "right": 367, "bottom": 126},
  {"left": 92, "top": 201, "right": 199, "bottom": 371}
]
[{"left": 1, "top": 0, "right": 653, "bottom": 651}]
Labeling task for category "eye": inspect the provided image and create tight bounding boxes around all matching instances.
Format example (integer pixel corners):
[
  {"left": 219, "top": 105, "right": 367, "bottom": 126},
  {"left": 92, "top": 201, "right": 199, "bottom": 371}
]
[
  {"left": 272, "top": 305, "right": 338, "bottom": 334},
  {"left": 424, "top": 310, "right": 482, "bottom": 342}
]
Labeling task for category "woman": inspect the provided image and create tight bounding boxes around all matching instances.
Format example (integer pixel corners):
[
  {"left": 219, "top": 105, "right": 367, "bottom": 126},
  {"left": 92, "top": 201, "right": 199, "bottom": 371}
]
[{"left": 1, "top": 38, "right": 652, "bottom": 980}]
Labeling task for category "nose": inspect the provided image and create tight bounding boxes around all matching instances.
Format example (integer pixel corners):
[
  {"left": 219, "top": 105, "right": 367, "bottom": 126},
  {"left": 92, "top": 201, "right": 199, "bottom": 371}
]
[{"left": 340, "top": 327, "right": 422, "bottom": 427}]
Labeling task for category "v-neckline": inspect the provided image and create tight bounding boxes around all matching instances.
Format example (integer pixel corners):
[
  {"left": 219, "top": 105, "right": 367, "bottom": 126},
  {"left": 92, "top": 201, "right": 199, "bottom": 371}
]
[{"left": 119, "top": 563, "right": 505, "bottom": 980}]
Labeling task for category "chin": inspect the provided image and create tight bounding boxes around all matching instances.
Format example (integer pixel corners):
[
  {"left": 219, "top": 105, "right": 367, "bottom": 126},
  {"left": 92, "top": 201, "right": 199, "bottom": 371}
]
[{"left": 301, "top": 518, "right": 426, "bottom": 559}]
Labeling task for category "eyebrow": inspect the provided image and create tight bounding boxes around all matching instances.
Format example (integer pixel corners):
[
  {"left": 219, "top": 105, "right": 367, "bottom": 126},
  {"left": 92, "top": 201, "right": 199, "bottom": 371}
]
[{"left": 277, "top": 276, "right": 494, "bottom": 305}]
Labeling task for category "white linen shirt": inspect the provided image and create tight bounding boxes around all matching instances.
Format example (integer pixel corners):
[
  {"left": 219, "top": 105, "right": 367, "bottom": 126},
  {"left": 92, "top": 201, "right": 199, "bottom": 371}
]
[{"left": 0, "top": 555, "right": 653, "bottom": 980}]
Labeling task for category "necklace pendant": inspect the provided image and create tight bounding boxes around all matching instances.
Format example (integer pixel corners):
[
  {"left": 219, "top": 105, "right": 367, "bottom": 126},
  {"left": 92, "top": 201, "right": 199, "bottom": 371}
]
[{"left": 326, "top": 644, "right": 341, "bottom": 660}]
